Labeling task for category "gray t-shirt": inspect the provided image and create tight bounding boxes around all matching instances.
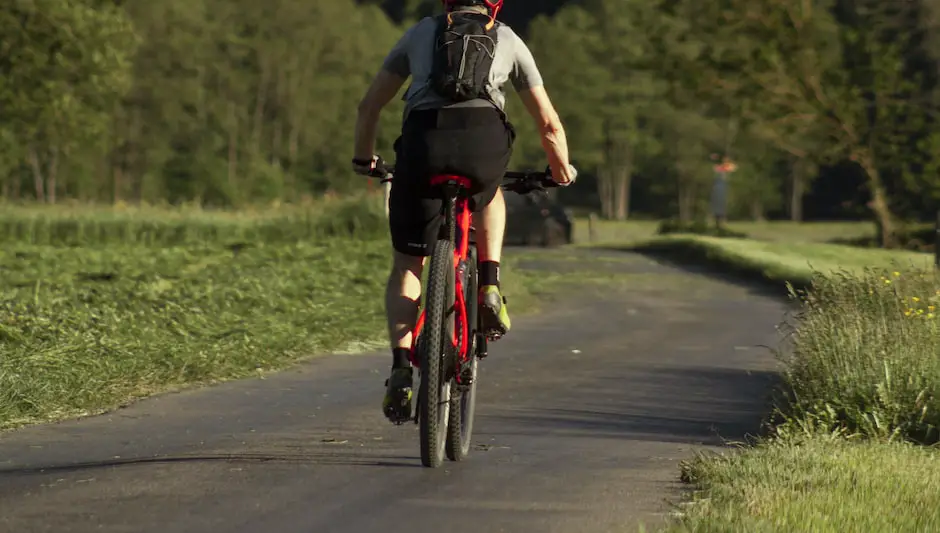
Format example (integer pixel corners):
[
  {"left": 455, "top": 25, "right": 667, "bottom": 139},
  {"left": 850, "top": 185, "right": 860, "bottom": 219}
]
[{"left": 381, "top": 16, "right": 544, "bottom": 121}]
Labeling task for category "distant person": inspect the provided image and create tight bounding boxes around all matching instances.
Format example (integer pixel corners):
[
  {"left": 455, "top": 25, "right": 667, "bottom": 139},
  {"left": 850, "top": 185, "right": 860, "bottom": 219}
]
[
  {"left": 351, "top": 0, "right": 577, "bottom": 422},
  {"left": 710, "top": 154, "right": 737, "bottom": 228}
]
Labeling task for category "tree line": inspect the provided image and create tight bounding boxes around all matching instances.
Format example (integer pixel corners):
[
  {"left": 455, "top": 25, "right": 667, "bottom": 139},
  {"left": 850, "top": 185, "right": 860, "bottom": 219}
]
[
  {"left": 3, "top": 0, "right": 940, "bottom": 246},
  {"left": 515, "top": 0, "right": 940, "bottom": 247},
  {"left": 1, "top": 0, "right": 402, "bottom": 206}
]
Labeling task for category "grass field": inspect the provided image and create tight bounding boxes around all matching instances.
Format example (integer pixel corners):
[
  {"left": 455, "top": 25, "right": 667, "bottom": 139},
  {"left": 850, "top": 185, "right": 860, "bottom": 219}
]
[
  {"left": 0, "top": 201, "right": 612, "bottom": 430},
  {"left": 0, "top": 239, "right": 392, "bottom": 428},
  {"left": 571, "top": 218, "right": 879, "bottom": 247}
]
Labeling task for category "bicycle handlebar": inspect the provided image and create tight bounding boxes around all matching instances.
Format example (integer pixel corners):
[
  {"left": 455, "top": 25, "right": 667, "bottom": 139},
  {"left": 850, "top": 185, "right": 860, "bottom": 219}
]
[{"left": 366, "top": 164, "right": 561, "bottom": 195}]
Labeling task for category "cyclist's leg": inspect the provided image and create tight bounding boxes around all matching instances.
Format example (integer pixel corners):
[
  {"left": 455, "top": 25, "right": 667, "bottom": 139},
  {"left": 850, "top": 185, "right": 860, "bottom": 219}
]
[
  {"left": 476, "top": 188, "right": 512, "bottom": 338},
  {"left": 383, "top": 189, "right": 440, "bottom": 421},
  {"left": 446, "top": 110, "right": 512, "bottom": 339},
  {"left": 385, "top": 251, "right": 424, "bottom": 354},
  {"left": 386, "top": 125, "right": 440, "bottom": 358},
  {"left": 381, "top": 119, "right": 443, "bottom": 421},
  {"left": 477, "top": 187, "right": 505, "bottom": 263}
]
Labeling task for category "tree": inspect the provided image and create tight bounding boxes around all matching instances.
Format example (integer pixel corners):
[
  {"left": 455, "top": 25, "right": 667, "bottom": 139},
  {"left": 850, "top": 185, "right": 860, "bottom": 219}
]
[
  {"left": 0, "top": 0, "right": 138, "bottom": 203},
  {"left": 528, "top": 1, "right": 666, "bottom": 220},
  {"left": 695, "top": 0, "right": 928, "bottom": 246}
]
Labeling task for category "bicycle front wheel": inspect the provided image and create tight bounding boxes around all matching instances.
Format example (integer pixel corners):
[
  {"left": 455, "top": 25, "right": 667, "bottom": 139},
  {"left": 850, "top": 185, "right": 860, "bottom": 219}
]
[{"left": 419, "top": 238, "right": 455, "bottom": 468}]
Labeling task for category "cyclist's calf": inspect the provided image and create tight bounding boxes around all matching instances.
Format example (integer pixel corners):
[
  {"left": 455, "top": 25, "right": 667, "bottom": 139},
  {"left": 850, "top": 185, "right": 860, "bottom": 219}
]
[
  {"left": 386, "top": 252, "right": 425, "bottom": 351},
  {"left": 477, "top": 187, "right": 506, "bottom": 264}
]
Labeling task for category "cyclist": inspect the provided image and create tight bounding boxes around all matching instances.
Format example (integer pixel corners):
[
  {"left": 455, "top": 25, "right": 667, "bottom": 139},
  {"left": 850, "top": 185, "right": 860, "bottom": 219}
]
[{"left": 352, "top": 0, "right": 577, "bottom": 423}]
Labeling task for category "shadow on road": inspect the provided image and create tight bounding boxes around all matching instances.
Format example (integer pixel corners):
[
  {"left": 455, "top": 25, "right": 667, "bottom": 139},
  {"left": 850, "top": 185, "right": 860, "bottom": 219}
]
[
  {"left": 0, "top": 452, "right": 421, "bottom": 477},
  {"left": 601, "top": 245, "right": 806, "bottom": 302},
  {"left": 487, "top": 366, "right": 782, "bottom": 447}
]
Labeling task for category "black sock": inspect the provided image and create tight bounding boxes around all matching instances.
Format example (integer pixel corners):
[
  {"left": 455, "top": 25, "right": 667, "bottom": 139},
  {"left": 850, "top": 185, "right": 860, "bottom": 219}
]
[
  {"left": 392, "top": 348, "right": 411, "bottom": 369},
  {"left": 480, "top": 261, "right": 500, "bottom": 287}
]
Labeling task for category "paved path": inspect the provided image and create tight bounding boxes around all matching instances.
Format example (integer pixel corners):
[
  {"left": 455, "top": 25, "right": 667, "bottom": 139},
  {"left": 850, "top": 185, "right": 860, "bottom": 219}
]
[{"left": 0, "top": 250, "right": 788, "bottom": 533}]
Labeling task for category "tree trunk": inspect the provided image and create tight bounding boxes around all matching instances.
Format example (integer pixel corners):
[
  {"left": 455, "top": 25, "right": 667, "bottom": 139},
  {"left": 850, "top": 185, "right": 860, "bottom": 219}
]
[
  {"left": 789, "top": 164, "right": 804, "bottom": 222},
  {"left": 111, "top": 101, "right": 124, "bottom": 204},
  {"left": 857, "top": 150, "right": 897, "bottom": 248},
  {"left": 130, "top": 107, "right": 144, "bottom": 203},
  {"left": 869, "top": 184, "right": 897, "bottom": 248},
  {"left": 678, "top": 178, "right": 694, "bottom": 223},
  {"left": 288, "top": 123, "right": 299, "bottom": 201},
  {"left": 113, "top": 165, "right": 124, "bottom": 204},
  {"left": 47, "top": 146, "right": 58, "bottom": 204},
  {"left": 27, "top": 146, "right": 44, "bottom": 203},
  {"left": 272, "top": 117, "right": 283, "bottom": 167},
  {"left": 604, "top": 174, "right": 614, "bottom": 219},
  {"left": 750, "top": 199, "right": 765, "bottom": 222},
  {"left": 614, "top": 167, "right": 631, "bottom": 220},
  {"left": 253, "top": 57, "right": 270, "bottom": 152},
  {"left": 228, "top": 101, "right": 238, "bottom": 191}
]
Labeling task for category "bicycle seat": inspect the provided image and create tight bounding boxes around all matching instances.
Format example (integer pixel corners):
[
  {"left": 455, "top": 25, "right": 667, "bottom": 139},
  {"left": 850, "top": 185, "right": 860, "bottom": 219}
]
[{"left": 430, "top": 174, "right": 474, "bottom": 196}]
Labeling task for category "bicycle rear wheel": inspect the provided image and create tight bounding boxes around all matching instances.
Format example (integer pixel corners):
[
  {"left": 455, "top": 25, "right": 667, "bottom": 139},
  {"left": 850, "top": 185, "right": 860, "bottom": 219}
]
[
  {"left": 419, "top": 238, "right": 455, "bottom": 468},
  {"left": 446, "top": 244, "right": 479, "bottom": 461}
]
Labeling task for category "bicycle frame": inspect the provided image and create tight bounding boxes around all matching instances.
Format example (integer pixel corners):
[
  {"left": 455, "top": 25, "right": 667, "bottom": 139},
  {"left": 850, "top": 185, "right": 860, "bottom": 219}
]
[{"left": 409, "top": 174, "right": 476, "bottom": 382}]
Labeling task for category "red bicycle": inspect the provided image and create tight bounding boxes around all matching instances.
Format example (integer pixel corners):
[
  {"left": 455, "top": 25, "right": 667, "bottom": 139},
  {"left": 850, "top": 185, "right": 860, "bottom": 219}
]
[{"left": 371, "top": 163, "right": 561, "bottom": 468}]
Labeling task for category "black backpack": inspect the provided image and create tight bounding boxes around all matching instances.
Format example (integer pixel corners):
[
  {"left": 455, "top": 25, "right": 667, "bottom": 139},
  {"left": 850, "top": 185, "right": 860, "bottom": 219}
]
[{"left": 429, "top": 11, "right": 499, "bottom": 104}]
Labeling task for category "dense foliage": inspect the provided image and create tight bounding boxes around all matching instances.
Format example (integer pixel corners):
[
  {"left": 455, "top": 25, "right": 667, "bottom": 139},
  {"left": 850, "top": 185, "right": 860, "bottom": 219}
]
[{"left": 3, "top": 0, "right": 940, "bottom": 244}]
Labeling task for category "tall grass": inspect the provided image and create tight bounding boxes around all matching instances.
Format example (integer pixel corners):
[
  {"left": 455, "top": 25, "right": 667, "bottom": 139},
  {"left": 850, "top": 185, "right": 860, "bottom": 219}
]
[
  {"left": 778, "top": 267, "right": 940, "bottom": 443},
  {"left": 0, "top": 195, "right": 388, "bottom": 246},
  {"left": 664, "top": 264, "right": 940, "bottom": 532}
]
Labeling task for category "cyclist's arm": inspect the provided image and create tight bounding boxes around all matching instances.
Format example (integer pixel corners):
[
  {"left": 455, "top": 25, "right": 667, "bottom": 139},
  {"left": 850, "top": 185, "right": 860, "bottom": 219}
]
[
  {"left": 508, "top": 30, "right": 574, "bottom": 185},
  {"left": 355, "top": 26, "right": 414, "bottom": 162},
  {"left": 519, "top": 86, "right": 574, "bottom": 185},
  {"left": 354, "top": 69, "right": 406, "bottom": 161}
]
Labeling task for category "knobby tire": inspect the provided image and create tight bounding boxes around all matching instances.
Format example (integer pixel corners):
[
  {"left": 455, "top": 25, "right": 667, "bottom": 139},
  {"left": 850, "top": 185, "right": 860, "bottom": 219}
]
[{"left": 419, "top": 238, "right": 454, "bottom": 468}]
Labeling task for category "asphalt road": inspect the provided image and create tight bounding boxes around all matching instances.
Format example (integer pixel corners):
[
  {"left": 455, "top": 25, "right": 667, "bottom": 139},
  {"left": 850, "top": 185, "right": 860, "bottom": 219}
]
[{"left": 0, "top": 250, "right": 789, "bottom": 533}]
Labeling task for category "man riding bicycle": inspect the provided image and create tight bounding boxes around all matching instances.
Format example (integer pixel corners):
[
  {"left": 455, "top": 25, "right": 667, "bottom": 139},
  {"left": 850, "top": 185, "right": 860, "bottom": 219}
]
[{"left": 352, "top": 0, "right": 576, "bottom": 423}]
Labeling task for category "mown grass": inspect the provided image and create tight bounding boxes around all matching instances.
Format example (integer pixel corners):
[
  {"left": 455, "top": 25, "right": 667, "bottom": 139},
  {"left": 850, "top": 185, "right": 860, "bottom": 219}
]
[
  {"left": 0, "top": 200, "right": 596, "bottom": 430},
  {"left": 571, "top": 218, "right": 877, "bottom": 247},
  {"left": 627, "top": 234, "right": 933, "bottom": 287},
  {"left": 666, "top": 438, "right": 940, "bottom": 532},
  {"left": 0, "top": 239, "right": 392, "bottom": 428},
  {"left": 644, "top": 234, "right": 940, "bottom": 532}
]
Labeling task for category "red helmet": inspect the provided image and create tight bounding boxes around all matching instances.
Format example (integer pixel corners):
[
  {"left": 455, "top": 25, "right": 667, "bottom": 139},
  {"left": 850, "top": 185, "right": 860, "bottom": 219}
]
[{"left": 442, "top": 0, "right": 503, "bottom": 20}]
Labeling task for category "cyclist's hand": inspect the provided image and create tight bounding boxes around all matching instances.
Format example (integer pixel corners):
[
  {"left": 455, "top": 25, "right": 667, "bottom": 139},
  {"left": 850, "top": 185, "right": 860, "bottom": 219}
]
[
  {"left": 549, "top": 164, "right": 578, "bottom": 187},
  {"left": 352, "top": 155, "right": 384, "bottom": 177}
]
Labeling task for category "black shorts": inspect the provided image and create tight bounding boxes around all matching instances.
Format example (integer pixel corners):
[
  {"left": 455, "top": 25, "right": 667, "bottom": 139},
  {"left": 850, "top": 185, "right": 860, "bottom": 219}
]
[{"left": 389, "top": 107, "right": 514, "bottom": 257}]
